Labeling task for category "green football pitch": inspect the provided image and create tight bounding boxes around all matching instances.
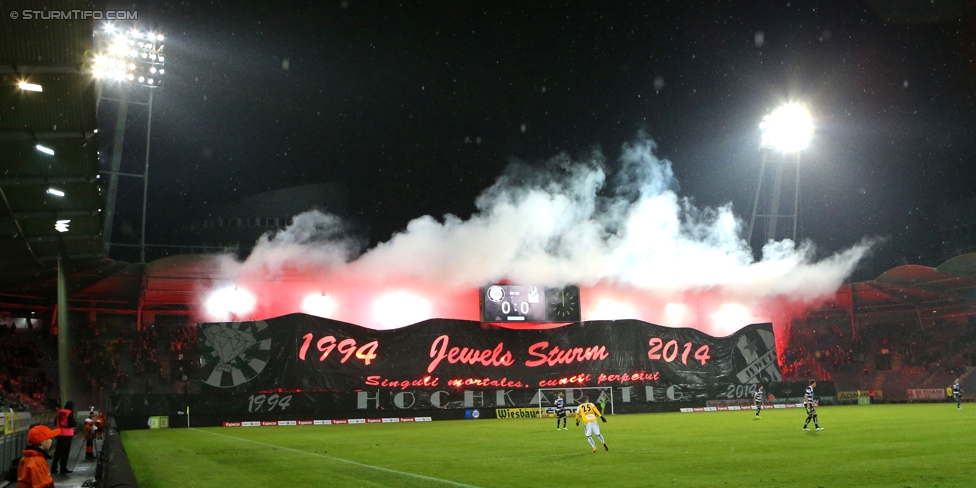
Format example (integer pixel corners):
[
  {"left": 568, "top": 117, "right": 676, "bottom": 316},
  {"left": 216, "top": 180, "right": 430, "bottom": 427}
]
[{"left": 122, "top": 404, "right": 974, "bottom": 487}]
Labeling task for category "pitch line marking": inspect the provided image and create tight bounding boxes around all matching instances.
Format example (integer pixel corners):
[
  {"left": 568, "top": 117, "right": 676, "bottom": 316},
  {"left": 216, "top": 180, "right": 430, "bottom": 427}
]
[{"left": 194, "top": 428, "right": 482, "bottom": 488}]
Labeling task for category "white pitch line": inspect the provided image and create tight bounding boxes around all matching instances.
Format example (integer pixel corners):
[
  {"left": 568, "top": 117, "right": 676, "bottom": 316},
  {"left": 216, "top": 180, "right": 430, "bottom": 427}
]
[{"left": 195, "top": 428, "right": 482, "bottom": 488}]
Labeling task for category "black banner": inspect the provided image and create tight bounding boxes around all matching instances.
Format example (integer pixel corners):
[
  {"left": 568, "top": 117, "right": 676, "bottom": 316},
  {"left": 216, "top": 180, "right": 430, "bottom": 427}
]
[{"left": 198, "top": 315, "right": 780, "bottom": 395}]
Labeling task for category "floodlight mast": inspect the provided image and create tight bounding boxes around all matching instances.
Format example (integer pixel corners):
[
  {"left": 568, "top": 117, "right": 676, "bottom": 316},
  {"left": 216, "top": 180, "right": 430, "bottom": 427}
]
[
  {"left": 92, "top": 23, "right": 166, "bottom": 263},
  {"left": 747, "top": 103, "right": 813, "bottom": 250}
]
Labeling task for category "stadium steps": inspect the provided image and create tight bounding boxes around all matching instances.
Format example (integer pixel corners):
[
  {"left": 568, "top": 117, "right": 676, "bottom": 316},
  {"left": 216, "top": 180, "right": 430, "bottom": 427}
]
[
  {"left": 891, "top": 353, "right": 903, "bottom": 371},
  {"left": 960, "top": 366, "right": 976, "bottom": 382},
  {"left": 802, "top": 352, "right": 832, "bottom": 381},
  {"left": 872, "top": 372, "right": 886, "bottom": 391}
]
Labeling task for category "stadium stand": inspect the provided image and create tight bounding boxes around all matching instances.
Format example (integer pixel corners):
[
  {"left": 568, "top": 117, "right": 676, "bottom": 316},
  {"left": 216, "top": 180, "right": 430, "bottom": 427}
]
[
  {"left": 783, "top": 314, "right": 976, "bottom": 401},
  {"left": 0, "top": 327, "right": 58, "bottom": 411}
]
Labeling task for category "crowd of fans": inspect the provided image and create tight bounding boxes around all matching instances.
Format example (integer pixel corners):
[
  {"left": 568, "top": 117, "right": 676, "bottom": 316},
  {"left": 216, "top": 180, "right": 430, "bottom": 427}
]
[
  {"left": 0, "top": 322, "right": 57, "bottom": 411},
  {"left": 72, "top": 318, "right": 200, "bottom": 398},
  {"left": 780, "top": 317, "right": 976, "bottom": 396},
  {"left": 1, "top": 316, "right": 202, "bottom": 411},
  {"left": 778, "top": 345, "right": 812, "bottom": 379}
]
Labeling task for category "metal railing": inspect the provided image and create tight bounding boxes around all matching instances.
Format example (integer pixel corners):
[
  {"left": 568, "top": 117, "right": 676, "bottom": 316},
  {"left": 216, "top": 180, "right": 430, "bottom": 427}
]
[{"left": 1, "top": 430, "right": 27, "bottom": 484}]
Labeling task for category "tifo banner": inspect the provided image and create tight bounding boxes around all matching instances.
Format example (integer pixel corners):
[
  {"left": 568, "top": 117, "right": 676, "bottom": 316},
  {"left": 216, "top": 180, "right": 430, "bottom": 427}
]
[
  {"left": 198, "top": 316, "right": 781, "bottom": 393},
  {"left": 708, "top": 381, "right": 836, "bottom": 406},
  {"left": 179, "top": 315, "right": 787, "bottom": 415},
  {"left": 907, "top": 389, "right": 946, "bottom": 401}
]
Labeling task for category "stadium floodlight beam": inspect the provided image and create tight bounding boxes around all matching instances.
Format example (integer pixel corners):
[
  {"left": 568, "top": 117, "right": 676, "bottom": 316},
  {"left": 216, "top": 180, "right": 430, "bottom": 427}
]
[
  {"left": 748, "top": 103, "right": 814, "bottom": 248},
  {"left": 18, "top": 81, "right": 43, "bottom": 92},
  {"left": 91, "top": 26, "right": 166, "bottom": 88},
  {"left": 92, "top": 22, "right": 167, "bottom": 263},
  {"left": 759, "top": 103, "right": 814, "bottom": 153}
]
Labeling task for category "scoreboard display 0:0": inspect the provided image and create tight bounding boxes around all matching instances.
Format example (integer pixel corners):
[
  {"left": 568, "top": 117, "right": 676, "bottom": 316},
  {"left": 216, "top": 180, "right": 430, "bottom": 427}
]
[{"left": 480, "top": 284, "right": 581, "bottom": 323}]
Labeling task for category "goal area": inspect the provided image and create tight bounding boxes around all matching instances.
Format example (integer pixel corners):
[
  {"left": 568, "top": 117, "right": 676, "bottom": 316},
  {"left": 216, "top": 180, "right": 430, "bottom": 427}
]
[{"left": 534, "top": 387, "right": 614, "bottom": 417}]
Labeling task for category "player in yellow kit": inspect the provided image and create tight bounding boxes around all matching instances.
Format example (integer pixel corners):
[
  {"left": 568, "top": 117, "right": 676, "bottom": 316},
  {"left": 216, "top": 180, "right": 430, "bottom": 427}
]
[{"left": 574, "top": 396, "right": 609, "bottom": 453}]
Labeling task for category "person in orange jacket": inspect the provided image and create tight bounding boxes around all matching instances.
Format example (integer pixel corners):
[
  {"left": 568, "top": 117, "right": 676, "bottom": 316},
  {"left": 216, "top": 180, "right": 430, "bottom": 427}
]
[
  {"left": 93, "top": 411, "right": 107, "bottom": 440},
  {"left": 18, "top": 424, "right": 60, "bottom": 488},
  {"left": 83, "top": 414, "right": 97, "bottom": 460}
]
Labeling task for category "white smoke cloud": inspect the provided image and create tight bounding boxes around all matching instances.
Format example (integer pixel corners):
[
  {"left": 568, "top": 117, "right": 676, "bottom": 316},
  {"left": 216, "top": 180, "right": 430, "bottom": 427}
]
[
  {"left": 216, "top": 211, "right": 360, "bottom": 278},
  {"left": 238, "top": 136, "right": 870, "bottom": 303}
]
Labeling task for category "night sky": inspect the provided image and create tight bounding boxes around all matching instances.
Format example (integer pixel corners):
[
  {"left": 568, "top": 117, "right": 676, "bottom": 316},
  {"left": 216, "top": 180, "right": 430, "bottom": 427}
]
[{"left": 103, "top": 0, "right": 976, "bottom": 281}]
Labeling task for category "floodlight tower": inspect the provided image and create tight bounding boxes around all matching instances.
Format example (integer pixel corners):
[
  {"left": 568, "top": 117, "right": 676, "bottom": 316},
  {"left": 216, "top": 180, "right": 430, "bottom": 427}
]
[
  {"left": 92, "top": 23, "right": 166, "bottom": 263},
  {"left": 747, "top": 103, "right": 814, "bottom": 250}
]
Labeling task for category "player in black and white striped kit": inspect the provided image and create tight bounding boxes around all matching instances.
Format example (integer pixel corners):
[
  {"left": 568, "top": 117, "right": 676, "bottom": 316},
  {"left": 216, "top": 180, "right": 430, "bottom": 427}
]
[
  {"left": 802, "top": 379, "right": 823, "bottom": 431},
  {"left": 555, "top": 392, "right": 567, "bottom": 430},
  {"left": 754, "top": 385, "right": 765, "bottom": 418},
  {"left": 953, "top": 379, "right": 962, "bottom": 409}
]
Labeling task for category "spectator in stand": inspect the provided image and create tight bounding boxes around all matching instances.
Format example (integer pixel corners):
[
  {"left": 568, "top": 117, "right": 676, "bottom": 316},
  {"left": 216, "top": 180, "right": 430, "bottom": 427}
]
[
  {"left": 17, "top": 424, "right": 60, "bottom": 488},
  {"left": 51, "top": 401, "right": 77, "bottom": 474}
]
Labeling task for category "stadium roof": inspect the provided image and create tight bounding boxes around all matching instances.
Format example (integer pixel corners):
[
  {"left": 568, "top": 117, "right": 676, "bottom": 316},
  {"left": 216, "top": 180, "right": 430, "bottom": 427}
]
[
  {"left": 0, "top": 1, "right": 110, "bottom": 309},
  {"left": 808, "top": 254, "right": 976, "bottom": 321}
]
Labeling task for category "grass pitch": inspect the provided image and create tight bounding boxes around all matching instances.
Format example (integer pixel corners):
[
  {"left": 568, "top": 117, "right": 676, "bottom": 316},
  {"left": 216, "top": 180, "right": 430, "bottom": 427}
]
[{"left": 122, "top": 404, "right": 975, "bottom": 487}]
